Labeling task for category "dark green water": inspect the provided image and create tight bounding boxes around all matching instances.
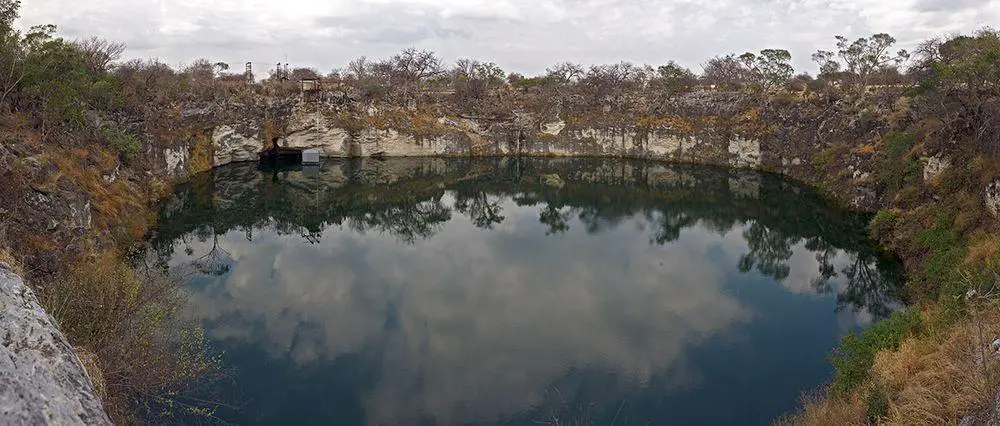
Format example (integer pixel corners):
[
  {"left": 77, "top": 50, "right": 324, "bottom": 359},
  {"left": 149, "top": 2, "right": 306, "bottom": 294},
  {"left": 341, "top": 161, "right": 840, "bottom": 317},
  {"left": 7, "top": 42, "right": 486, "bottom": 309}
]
[{"left": 154, "top": 157, "right": 902, "bottom": 425}]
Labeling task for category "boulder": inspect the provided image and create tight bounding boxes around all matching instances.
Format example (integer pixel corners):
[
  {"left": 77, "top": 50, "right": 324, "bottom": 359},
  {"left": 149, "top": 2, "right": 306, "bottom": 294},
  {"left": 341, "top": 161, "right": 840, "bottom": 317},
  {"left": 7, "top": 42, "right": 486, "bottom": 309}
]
[{"left": 0, "top": 265, "right": 111, "bottom": 425}]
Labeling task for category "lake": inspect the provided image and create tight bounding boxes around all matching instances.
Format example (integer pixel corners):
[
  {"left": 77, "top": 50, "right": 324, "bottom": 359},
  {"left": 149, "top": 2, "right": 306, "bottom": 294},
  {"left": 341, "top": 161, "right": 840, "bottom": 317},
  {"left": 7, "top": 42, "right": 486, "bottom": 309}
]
[{"left": 153, "top": 157, "right": 903, "bottom": 425}]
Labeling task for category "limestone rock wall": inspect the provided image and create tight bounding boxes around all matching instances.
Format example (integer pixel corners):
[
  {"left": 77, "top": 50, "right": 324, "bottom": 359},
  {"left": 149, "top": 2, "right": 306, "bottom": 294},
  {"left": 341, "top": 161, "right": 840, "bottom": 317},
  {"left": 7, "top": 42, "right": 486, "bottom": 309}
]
[
  {"left": 212, "top": 125, "right": 262, "bottom": 165},
  {"left": 0, "top": 264, "right": 111, "bottom": 425},
  {"left": 987, "top": 179, "right": 1000, "bottom": 218},
  {"left": 209, "top": 108, "right": 760, "bottom": 167},
  {"left": 186, "top": 96, "right": 881, "bottom": 210}
]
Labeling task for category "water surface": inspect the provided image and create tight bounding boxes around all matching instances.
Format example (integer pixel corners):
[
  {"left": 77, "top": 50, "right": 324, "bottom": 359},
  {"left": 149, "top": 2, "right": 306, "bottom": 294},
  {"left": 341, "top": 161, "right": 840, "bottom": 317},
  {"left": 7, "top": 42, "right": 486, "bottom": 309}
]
[{"left": 154, "top": 157, "right": 902, "bottom": 425}]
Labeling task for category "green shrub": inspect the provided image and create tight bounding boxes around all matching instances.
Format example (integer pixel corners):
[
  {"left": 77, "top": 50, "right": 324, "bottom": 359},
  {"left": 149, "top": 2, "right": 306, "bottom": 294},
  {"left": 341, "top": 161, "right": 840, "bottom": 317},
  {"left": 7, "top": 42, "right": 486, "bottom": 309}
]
[
  {"left": 865, "top": 383, "right": 890, "bottom": 424},
  {"left": 916, "top": 209, "right": 966, "bottom": 301},
  {"left": 869, "top": 209, "right": 899, "bottom": 243},
  {"left": 829, "top": 309, "right": 923, "bottom": 395},
  {"left": 41, "top": 254, "right": 223, "bottom": 422},
  {"left": 875, "top": 131, "right": 919, "bottom": 195},
  {"left": 102, "top": 124, "right": 140, "bottom": 156}
]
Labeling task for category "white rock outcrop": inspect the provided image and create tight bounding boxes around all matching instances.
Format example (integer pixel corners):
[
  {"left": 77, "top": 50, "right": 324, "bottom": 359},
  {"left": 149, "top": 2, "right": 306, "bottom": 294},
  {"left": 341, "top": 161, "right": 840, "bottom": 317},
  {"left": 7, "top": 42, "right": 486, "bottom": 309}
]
[
  {"left": 358, "top": 129, "right": 452, "bottom": 156},
  {"left": 923, "top": 155, "right": 951, "bottom": 182},
  {"left": 540, "top": 120, "right": 566, "bottom": 136},
  {"left": 163, "top": 147, "right": 188, "bottom": 176},
  {"left": 987, "top": 179, "right": 1000, "bottom": 218},
  {"left": 282, "top": 111, "right": 351, "bottom": 156},
  {"left": 212, "top": 125, "right": 261, "bottom": 166},
  {"left": 728, "top": 138, "right": 761, "bottom": 167},
  {"left": 646, "top": 134, "right": 687, "bottom": 157},
  {"left": 0, "top": 265, "right": 111, "bottom": 425}
]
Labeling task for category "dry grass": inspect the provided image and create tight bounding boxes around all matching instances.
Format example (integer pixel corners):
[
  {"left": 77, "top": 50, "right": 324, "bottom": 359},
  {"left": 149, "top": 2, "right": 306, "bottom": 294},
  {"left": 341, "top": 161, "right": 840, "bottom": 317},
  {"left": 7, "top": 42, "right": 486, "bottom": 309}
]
[
  {"left": 76, "top": 346, "right": 108, "bottom": 400},
  {"left": 0, "top": 208, "right": 23, "bottom": 275},
  {"left": 965, "top": 233, "right": 1000, "bottom": 267},
  {"left": 872, "top": 321, "right": 993, "bottom": 424},
  {"left": 47, "top": 146, "right": 153, "bottom": 245},
  {"left": 0, "top": 248, "right": 23, "bottom": 275},
  {"left": 40, "top": 252, "right": 222, "bottom": 422},
  {"left": 775, "top": 391, "right": 866, "bottom": 426},
  {"left": 783, "top": 305, "right": 1000, "bottom": 425}
]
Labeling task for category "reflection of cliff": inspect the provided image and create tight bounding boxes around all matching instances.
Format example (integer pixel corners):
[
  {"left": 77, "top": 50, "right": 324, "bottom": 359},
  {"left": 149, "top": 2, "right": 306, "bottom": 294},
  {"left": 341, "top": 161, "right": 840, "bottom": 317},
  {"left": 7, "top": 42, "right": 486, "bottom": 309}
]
[{"left": 156, "top": 157, "right": 902, "bottom": 320}]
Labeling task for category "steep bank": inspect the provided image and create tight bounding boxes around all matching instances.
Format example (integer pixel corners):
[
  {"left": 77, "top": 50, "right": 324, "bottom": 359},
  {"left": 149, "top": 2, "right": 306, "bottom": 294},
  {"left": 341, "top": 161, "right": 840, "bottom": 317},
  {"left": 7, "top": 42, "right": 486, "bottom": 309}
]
[
  {"left": 158, "top": 90, "right": 1000, "bottom": 424},
  {"left": 165, "top": 93, "right": 873, "bottom": 209},
  {"left": 1, "top": 12, "right": 996, "bottom": 421},
  {"left": 6, "top": 88, "right": 998, "bottom": 423},
  {"left": 154, "top": 91, "right": 994, "bottom": 219},
  {"left": 0, "top": 263, "right": 111, "bottom": 425}
]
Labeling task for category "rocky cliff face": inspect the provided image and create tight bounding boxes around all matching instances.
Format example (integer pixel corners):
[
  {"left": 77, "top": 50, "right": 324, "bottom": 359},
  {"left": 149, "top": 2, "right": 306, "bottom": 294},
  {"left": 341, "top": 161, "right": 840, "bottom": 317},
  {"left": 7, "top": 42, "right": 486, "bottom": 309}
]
[
  {"left": 144, "top": 91, "right": 990, "bottom": 214},
  {"left": 187, "top": 97, "right": 838, "bottom": 206},
  {"left": 0, "top": 263, "right": 111, "bottom": 425}
]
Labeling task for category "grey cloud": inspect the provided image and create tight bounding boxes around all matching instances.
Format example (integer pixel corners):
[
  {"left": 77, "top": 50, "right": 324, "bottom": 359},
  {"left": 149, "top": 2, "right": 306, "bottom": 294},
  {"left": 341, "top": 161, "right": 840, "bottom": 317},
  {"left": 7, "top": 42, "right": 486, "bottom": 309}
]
[
  {"left": 914, "top": 0, "right": 983, "bottom": 12},
  {"left": 171, "top": 196, "right": 884, "bottom": 424},
  {"left": 19, "top": 0, "right": 999, "bottom": 83},
  {"left": 174, "top": 202, "right": 756, "bottom": 424}
]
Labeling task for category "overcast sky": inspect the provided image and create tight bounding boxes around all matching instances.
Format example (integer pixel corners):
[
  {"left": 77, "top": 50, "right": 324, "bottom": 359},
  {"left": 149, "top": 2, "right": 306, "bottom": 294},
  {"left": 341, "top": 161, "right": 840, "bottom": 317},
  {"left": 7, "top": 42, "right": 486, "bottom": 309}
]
[{"left": 19, "top": 0, "right": 999, "bottom": 75}]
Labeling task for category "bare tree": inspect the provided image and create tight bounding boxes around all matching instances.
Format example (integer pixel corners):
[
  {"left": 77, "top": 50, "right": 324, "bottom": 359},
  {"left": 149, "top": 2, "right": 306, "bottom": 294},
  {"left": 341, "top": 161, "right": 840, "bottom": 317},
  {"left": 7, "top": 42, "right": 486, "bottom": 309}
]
[
  {"left": 701, "top": 54, "right": 747, "bottom": 90},
  {"left": 289, "top": 67, "right": 320, "bottom": 80},
  {"left": 545, "top": 62, "right": 585, "bottom": 84},
  {"left": 387, "top": 48, "right": 443, "bottom": 103},
  {"left": 74, "top": 36, "right": 126, "bottom": 74},
  {"left": 346, "top": 56, "right": 369, "bottom": 81},
  {"left": 451, "top": 58, "right": 507, "bottom": 112}
]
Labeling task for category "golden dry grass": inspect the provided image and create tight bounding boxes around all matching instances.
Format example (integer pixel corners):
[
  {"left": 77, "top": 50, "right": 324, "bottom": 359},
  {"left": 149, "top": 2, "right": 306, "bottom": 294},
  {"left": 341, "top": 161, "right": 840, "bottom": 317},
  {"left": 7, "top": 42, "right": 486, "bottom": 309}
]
[
  {"left": 872, "top": 325, "right": 991, "bottom": 424},
  {"left": 965, "top": 233, "right": 1000, "bottom": 267},
  {"left": 775, "top": 392, "right": 866, "bottom": 426},
  {"left": 0, "top": 248, "right": 23, "bottom": 275},
  {"left": 783, "top": 306, "right": 1000, "bottom": 426},
  {"left": 75, "top": 346, "right": 107, "bottom": 400}
]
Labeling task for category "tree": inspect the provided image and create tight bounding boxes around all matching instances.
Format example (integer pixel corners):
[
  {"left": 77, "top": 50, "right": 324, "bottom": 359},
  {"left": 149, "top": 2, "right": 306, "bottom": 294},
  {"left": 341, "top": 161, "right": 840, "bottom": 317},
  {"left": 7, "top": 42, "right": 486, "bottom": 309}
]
[
  {"left": 651, "top": 61, "right": 697, "bottom": 94},
  {"left": 386, "top": 48, "right": 443, "bottom": 103},
  {"left": 212, "top": 61, "right": 229, "bottom": 76},
  {"left": 811, "top": 49, "right": 842, "bottom": 83},
  {"left": 912, "top": 29, "right": 1000, "bottom": 154},
  {"left": 0, "top": 0, "right": 25, "bottom": 107},
  {"left": 581, "top": 61, "right": 650, "bottom": 111},
  {"left": 739, "top": 48, "right": 794, "bottom": 91},
  {"left": 833, "top": 33, "right": 909, "bottom": 95},
  {"left": 0, "top": 0, "right": 18, "bottom": 36},
  {"left": 182, "top": 59, "right": 214, "bottom": 82},
  {"left": 346, "top": 56, "right": 369, "bottom": 81},
  {"left": 451, "top": 59, "right": 507, "bottom": 112},
  {"left": 701, "top": 54, "right": 746, "bottom": 90},
  {"left": 289, "top": 67, "right": 319, "bottom": 81},
  {"left": 545, "top": 62, "right": 585, "bottom": 84},
  {"left": 788, "top": 73, "right": 814, "bottom": 92},
  {"left": 74, "top": 36, "right": 125, "bottom": 74}
]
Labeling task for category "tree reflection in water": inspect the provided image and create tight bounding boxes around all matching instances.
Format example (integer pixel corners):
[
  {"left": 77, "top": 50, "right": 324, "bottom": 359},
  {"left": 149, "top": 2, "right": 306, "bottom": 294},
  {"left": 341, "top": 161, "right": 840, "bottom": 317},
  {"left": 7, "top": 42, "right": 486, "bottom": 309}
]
[{"left": 154, "top": 157, "right": 903, "bottom": 321}]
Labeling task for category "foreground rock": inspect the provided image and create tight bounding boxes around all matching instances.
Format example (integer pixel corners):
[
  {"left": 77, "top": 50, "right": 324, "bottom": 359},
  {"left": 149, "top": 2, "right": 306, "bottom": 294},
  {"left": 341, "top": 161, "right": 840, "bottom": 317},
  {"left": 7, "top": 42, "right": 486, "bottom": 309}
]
[
  {"left": 987, "top": 179, "right": 1000, "bottom": 218},
  {"left": 0, "top": 264, "right": 111, "bottom": 425}
]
